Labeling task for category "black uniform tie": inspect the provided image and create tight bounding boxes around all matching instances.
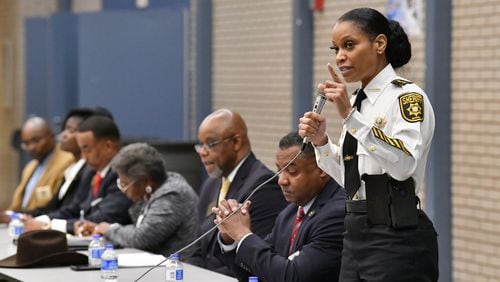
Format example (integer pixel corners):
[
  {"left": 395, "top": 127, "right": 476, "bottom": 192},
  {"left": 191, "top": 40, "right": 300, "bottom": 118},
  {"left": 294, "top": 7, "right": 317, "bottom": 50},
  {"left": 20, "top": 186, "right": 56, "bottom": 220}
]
[{"left": 343, "top": 89, "right": 367, "bottom": 199}]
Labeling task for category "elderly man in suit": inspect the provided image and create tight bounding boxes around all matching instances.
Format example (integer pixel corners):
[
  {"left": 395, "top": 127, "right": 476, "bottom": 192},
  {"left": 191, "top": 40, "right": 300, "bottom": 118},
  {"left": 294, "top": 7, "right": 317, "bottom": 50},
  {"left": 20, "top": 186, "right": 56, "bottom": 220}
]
[
  {"left": 213, "top": 132, "right": 346, "bottom": 282},
  {"left": 186, "top": 109, "right": 287, "bottom": 276},
  {"left": 7, "top": 117, "right": 74, "bottom": 212}
]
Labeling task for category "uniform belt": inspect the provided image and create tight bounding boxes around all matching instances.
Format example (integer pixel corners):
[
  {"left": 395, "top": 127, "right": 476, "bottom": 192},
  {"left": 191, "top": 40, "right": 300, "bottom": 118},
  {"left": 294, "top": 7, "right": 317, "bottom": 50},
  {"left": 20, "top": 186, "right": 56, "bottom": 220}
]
[{"left": 346, "top": 200, "right": 367, "bottom": 213}]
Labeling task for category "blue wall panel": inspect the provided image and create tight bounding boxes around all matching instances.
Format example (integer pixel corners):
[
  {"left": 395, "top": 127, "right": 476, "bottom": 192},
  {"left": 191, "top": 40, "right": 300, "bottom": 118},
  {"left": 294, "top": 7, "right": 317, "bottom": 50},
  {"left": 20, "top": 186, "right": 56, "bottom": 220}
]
[
  {"left": 102, "top": 0, "right": 188, "bottom": 10},
  {"left": 25, "top": 18, "right": 51, "bottom": 119},
  {"left": 26, "top": 14, "right": 78, "bottom": 129},
  {"left": 50, "top": 13, "right": 78, "bottom": 127},
  {"left": 77, "top": 9, "right": 187, "bottom": 141}
]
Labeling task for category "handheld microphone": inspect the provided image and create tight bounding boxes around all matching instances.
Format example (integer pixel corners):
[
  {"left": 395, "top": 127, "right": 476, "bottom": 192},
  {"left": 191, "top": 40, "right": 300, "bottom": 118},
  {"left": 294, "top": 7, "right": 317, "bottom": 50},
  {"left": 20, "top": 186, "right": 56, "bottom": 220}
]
[{"left": 302, "top": 92, "right": 327, "bottom": 151}]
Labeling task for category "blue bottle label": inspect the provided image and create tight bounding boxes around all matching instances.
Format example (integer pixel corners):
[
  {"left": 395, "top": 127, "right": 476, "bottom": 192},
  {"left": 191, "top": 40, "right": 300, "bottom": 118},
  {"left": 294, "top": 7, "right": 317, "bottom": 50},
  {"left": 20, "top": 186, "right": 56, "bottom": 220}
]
[
  {"left": 91, "top": 248, "right": 105, "bottom": 259},
  {"left": 14, "top": 226, "right": 24, "bottom": 236},
  {"left": 176, "top": 269, "right": 183, "bottom": 280},
  {"left": 101, "top": 258, "right": 118, "bottom": 270}
]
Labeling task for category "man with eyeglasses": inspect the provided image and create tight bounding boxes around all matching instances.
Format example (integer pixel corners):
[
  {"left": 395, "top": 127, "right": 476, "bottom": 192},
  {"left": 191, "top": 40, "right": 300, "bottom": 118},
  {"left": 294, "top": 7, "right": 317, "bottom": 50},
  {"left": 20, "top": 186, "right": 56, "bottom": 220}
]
[
  {"left": 186, "top": 109, "right": 287, "bottom": 276},
  {"left": 5, "top": 116, "right": 74, "bottom": 212}
]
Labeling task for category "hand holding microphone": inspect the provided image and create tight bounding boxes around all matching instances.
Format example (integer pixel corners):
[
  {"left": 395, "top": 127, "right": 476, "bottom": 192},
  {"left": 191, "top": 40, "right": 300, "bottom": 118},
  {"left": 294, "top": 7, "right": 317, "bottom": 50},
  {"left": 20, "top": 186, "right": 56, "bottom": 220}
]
[
  {"left": 301, "top": 91, "right": 327, "bottom": 150},
  {"left": 299, "top": 63, "right": 348, "bottom": 149}
]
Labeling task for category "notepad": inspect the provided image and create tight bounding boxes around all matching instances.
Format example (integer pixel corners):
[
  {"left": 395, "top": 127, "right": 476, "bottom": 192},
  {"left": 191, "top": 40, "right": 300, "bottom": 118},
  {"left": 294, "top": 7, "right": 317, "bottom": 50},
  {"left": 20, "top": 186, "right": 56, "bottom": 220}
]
[{"left": 117, "top": 253, "right": 167, "bottom": 268}]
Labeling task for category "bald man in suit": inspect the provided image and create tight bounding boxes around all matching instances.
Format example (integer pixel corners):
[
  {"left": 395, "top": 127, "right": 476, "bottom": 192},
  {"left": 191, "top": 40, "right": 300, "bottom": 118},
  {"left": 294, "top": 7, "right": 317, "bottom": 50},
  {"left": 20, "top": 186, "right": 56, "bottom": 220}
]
[
  {"left": 8, "top": 117, "right": 74, "bottom": 211},
  {"left": 186, "top": 109, "right": 287, "bottom": 276}
]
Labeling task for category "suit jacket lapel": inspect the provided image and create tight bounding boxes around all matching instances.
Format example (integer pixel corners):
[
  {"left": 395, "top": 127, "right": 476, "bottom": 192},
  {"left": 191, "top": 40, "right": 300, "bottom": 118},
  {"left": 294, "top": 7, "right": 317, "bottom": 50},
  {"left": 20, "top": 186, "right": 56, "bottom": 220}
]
[
  {"left": 225, "top": 153, "right": 256, "bottom": 200},
  {"left": 279, "top": 206, "right": 298, "bottom": 255},
  {"left": 290, "top": 179, "right": 338, "bottom": 253}
]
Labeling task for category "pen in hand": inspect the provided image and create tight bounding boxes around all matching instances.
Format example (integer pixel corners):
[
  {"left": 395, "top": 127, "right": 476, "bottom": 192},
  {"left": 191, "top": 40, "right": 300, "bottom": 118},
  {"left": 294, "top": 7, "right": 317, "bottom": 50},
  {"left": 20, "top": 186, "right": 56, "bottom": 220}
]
[{"left": 78, "top": 209, "right": 85, "bottom": 237}]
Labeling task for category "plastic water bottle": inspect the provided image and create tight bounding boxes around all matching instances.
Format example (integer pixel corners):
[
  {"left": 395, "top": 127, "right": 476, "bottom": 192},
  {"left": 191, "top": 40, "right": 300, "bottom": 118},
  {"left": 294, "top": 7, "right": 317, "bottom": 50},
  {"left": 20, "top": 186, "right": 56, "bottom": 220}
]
[
  {"left": 8, "top": 213, "right": 24, "bottom": 244},
  {"left": 248, "top": 276, "right": 259, "bottom": 282},
  {"left": 165, "top": 253, "right": 183, "bottom": 282},
  {"left": 100, "top": 244, "right": 118, "bottom": 282},
  {"left": 88, "top": 234, "right": 105, "bottom": 267}
]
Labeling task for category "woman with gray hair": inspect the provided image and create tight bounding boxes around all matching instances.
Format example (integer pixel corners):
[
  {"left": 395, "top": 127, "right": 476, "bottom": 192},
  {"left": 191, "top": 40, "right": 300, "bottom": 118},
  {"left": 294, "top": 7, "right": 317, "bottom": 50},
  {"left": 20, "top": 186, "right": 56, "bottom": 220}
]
[{"left": 80, "top": 143, "right": 199, "bottom": 258}]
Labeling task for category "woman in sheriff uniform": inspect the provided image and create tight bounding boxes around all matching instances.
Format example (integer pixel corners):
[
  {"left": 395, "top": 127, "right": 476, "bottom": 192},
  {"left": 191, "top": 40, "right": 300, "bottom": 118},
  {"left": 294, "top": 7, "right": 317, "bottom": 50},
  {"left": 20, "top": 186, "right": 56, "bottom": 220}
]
[{"left": 298, "top": 7, "right": 438, "bottom": 282}]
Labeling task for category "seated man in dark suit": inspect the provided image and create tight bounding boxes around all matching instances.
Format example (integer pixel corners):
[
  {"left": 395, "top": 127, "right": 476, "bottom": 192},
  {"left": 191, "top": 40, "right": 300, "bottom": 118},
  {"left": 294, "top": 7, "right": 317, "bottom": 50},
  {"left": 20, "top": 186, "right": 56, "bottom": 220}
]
[
  {"left": 186, "top": 109, "right": 287, "bottom": 275},
  {"left": 213, "top": 132, "right": 346, "bottom": 282},
  {"left": 36, "top": 116, "right": 133, "bottom": 234}
]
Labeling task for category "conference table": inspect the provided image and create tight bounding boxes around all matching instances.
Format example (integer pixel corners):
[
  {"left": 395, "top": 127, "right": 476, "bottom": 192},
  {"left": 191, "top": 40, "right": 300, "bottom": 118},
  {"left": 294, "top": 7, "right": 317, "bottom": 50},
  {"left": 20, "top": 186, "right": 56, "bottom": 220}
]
[{"left": 0, "top": 225, "right": 237, "bottom": 282}]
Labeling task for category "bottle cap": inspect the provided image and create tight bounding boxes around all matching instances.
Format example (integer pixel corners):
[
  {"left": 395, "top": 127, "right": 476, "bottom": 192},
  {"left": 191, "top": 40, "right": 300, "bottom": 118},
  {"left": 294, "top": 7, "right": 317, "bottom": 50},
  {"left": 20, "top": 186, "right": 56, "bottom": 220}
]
[
  {"left": 106, "top": 244, "right": 113, "bottom": 249},
  {"left": 169, "top": 253, "right": 180, "bottom": 260},
  {"left": 248, "top": 277, "right": 258, "bottom": 282},
  {"left": 92, "top": 234, "right": 101, "bottom": 239}
]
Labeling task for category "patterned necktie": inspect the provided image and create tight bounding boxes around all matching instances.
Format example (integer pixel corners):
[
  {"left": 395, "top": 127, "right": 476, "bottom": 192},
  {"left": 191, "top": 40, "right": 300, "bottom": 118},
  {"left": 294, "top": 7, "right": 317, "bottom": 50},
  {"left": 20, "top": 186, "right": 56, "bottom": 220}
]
[
  {"left": 289, "top": 207, "right": 305, "bottom": 254},
  {"left": 218, "top": 177, "right": 231, "bottom": 204},
  {"left": 92, "top": 173, "right": 102, "bottom": 198},
  {"left": 343, "top": 89, "right": 367, "bottom": 199}
]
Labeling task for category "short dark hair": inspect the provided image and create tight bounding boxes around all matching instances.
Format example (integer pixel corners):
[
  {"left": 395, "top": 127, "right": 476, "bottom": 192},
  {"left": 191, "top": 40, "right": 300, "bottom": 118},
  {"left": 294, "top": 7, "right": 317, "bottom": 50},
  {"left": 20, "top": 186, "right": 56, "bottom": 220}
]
[
  {"left": 111, "top": 143, "right": 167, "bottom": 184},
  {"left": 338, "top": 7, "right": 411, "bottom": 69},
  {"left": 278, "top": 131, "right": 315, "bottom": 159},
  {"left": 93, "top": 106, "right": 114, "bottom": 120},
  {"left": 78, "top": 116, "right": 120, "bottom": 141},
  {"left": 61, "top": 107, "right": 96, "bottom": 131}
]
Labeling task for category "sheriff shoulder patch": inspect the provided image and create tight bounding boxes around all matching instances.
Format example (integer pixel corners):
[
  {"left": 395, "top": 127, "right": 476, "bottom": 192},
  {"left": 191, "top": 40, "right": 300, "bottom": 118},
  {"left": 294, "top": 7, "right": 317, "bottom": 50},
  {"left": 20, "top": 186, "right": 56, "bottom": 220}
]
[{"left": 399, "top": 92, "right": 424, "bottom": 123}]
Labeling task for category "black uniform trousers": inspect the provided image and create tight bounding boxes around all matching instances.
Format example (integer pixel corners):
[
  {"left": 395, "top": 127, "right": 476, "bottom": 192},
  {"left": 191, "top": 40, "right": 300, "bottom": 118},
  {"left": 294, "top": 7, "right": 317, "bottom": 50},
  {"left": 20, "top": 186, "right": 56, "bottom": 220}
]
[{"left": 340, "top": 210, "right": 439, "bottom": 282}]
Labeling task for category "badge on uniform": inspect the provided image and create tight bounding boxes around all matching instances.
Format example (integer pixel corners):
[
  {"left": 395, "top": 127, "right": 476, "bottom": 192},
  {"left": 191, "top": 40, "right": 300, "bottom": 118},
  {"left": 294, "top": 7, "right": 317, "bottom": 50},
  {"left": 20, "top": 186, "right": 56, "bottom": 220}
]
[
  {"left": 373, "top": 115, "right": 387, "bottom": 129},
  {"left": 399, "top": 92, "right": 424, "bottom": 123}
]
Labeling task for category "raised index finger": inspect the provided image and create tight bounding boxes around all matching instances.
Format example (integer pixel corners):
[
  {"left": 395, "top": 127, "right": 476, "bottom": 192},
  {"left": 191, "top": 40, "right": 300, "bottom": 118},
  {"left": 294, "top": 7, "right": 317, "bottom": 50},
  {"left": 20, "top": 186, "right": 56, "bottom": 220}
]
[{"left": 327, "top": 63, "right": 346, "bottom": 84}]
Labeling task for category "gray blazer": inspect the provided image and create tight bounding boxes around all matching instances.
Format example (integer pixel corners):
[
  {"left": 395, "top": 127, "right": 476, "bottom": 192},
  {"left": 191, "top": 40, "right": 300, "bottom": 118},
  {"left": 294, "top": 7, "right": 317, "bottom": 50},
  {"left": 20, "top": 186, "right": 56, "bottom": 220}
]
[{"left": 105, "top": 172, "right": 199, "bottom": 258}]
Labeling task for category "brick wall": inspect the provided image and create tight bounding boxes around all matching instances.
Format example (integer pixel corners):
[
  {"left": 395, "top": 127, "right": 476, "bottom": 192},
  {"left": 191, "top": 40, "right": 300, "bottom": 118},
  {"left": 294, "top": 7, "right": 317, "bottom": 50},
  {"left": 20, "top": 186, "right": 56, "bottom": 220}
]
[
  {"left": 452, "top": 0, "right": 500, "bottom": 281},
  {"left": 212, "top": 0, "right": 293, "bottom": 167},
  {"left": 72, "top": 0, "right": 101, "bottom": 12}
]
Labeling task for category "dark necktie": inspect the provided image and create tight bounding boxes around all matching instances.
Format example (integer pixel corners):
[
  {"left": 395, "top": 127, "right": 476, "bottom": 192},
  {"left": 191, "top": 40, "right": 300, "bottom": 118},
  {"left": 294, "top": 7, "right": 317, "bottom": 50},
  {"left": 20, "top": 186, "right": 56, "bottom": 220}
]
[
  {"left": 342, "top": 89, "right": 367, "bottom": 199},
  {"left": 289, "top": 207, "right": 305, "bottom": 254}
]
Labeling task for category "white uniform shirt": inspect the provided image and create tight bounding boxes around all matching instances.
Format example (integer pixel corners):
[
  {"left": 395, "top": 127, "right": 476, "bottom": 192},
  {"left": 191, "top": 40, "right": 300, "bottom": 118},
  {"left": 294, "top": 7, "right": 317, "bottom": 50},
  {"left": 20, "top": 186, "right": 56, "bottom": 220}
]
[{"left": 314, "top": 64, "right": 435, "bottom": 199}]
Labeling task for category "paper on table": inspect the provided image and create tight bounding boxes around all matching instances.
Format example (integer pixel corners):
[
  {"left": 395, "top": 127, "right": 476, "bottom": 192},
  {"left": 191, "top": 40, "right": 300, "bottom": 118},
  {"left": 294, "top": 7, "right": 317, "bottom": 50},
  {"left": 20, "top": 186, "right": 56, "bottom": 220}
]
[
  {"left": 118, "top": 252, "right": 167, "bottom": 268},
  {"left": 67, "top": 235, "right": 92, "bottom": 247}
]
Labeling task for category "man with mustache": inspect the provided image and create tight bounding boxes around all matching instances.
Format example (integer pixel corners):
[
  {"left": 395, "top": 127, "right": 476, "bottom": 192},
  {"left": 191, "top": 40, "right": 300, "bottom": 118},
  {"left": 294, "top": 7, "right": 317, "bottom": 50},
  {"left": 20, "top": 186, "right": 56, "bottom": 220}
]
[
  {"left": 187, "top": 109, "right": 287, "bottom": 276},
  {"left": 213, "top": 132, "right": 345, "bottom": 282}
]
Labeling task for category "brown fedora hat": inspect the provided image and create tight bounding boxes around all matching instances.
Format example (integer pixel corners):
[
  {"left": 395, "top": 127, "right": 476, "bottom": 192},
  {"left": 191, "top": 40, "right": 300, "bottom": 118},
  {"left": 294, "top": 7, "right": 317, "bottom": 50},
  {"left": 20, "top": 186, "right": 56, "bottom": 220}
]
[{"left": 0, "top": 230, "right": 87, "bottom": 268}]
